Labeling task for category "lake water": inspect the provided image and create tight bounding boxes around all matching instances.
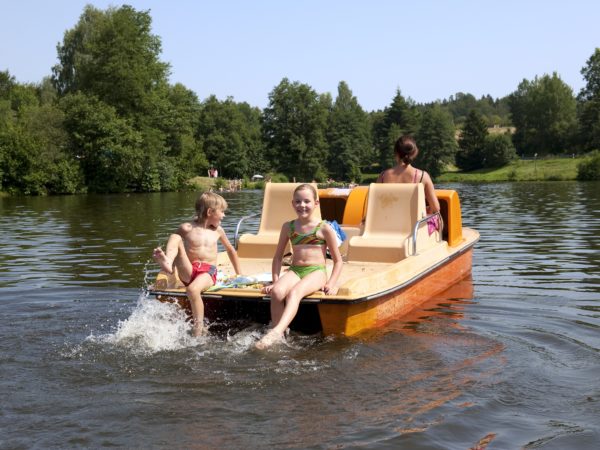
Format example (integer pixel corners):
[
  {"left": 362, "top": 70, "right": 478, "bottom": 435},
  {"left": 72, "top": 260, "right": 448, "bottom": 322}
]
[{"left": 1, "top": 182, "right": 599, "bottom": 449}]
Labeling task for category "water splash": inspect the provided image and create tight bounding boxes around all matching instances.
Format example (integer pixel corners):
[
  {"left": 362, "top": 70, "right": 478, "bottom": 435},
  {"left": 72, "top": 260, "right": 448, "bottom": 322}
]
[{"left": 88, "top": 293, "right": 198, "bottom": 354}]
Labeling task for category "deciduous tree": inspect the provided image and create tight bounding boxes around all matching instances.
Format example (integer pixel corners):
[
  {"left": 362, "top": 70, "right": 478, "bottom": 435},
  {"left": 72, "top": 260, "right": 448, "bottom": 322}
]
[
  {"left": 52, "top": 5, "right": 170, "bottom": 121},
  {"left": 197, "top": 96, "right": 263, "bottom": 179},
  {"left": 481, "top": 133, "right": 516, "bottom": 167},
  {"left": 577, "top": 48, "right": 600, "bottom": 151},
  {"left": 262, "top": 78, "right": 329, "bottom": 180},
  {"left": 509, "top": 73, "right": 577, "bottom": 155},
  {"left": 60, "top": 92, "right": 143, "bottom": 193}
]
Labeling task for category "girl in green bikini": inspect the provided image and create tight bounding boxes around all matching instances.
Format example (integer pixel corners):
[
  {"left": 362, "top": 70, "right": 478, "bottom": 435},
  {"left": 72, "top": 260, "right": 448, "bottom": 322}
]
[{"left": 256, "top": 184, "right": 343, "bottom": 349}]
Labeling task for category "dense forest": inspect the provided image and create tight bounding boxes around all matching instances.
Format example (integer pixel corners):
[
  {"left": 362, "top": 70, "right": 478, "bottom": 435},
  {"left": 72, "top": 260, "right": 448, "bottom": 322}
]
[{"left": 1, "top": 5, "right": 600, "bottom": 195}]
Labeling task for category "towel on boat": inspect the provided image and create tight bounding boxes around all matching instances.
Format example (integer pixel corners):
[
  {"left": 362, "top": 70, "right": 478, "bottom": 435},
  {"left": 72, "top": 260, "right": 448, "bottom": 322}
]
[
  {"left": 328, "top": 220, "right": 347, "bottom": 247},
  {"left": 207, "top": 272, "right": 272, "bottom": 292},
  {"left": 427, "top": 215, "right": 440, "bottom": 235}
]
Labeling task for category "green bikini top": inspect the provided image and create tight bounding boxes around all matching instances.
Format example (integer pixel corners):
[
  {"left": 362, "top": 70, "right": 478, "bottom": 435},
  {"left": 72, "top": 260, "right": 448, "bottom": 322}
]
[{"left": 289, "top": 220, "right": 326, "bottom": 246}]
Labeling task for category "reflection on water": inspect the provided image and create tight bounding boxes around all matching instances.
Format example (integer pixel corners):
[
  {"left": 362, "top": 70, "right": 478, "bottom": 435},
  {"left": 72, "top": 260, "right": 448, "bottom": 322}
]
[
  {"left": 1, "top": 182, "right": 599, "bottom": 449},
  {"left": 0, "top": 191, "right": 262, "bottom": 289}
]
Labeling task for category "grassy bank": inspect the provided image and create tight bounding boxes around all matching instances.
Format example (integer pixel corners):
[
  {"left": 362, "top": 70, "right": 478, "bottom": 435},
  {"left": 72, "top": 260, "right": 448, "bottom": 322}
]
[
  {"left": 436, "top": 157, "right": 582, "bottom": 182},
  {"left": 187, "top": 176, "right": 218, "bottom": 191},
  {"left": 0, "top": 157, "right": 586, "bottom": 198},
  {"left": 187, "top": 176, "right": 263, "bottom": 191},
  {"left": 187, "top": 158, "right": 582, "bottom": 192}
]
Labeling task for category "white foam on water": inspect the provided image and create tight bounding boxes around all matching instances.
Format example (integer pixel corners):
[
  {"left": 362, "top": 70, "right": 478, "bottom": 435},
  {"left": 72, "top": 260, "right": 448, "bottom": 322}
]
[
  {"left": 89, "top": 292, "right": 201, "bottom": 354},
  {"left": 224, "top": 325, "right": 265, "bottom": 354}
]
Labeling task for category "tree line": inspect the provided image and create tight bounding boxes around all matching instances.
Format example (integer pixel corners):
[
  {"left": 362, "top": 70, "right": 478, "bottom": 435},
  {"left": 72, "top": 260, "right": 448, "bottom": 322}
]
[{"left": 1, "top": 5, "right": 599, "bottom": 195}]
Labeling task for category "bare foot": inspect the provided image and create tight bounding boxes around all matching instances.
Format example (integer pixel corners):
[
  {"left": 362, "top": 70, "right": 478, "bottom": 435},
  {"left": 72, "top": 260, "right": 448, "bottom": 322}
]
[
  {"left": 192, "top": 325, "right": 208, "bottom": 337},
  {"left": 255, "top": 329, "right": 284, "bottom": 350},
  {"left": 153, "top": 247, "right": 173, "bottom": 274}
]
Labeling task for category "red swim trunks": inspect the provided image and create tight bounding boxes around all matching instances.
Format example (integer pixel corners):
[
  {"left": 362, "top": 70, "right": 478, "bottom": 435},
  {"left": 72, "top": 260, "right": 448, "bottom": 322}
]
[{"left": 183, "top": 262, "right": 218, "bottom": 286}]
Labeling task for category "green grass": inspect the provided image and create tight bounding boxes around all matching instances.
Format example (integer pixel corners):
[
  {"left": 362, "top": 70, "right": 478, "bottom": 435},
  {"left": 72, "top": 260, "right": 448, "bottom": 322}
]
[
  {"left": 437, "top": 157, "right": 581, "bottom": 182},
  {"left": 185, "top": 158, "right": 587, "bottom": 192},
  {"left": 187, "top": 176, "right": 265, "bottom": 190},
  {"left": 186, "top": 176, "right": 216, "bottom": 190},
  {"left": 360, "top": 157, "right": 582, "bottom": 184}
]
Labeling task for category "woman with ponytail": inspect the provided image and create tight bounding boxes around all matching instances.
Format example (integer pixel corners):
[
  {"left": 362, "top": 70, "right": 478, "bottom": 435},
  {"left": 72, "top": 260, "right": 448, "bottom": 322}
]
[{"left": 376, "top": 135, "right": 440, "bottom": 215}]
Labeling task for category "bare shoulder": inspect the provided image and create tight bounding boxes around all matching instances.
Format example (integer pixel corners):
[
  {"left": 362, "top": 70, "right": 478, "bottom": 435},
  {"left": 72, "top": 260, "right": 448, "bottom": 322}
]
[
  {"left": 178, "top": 222, "right": 194, "bottom": 234},
  {"left": 320, "top": 220, "right": 333, "bottom": 231},
  {"left": 377, "top": 168, "right": 391, "bottom": 182},
  {"left": 320, "top": 221, "right": 336, "bottom": 238},
  {"left": 422, "top": 170, "right": 435, "bottom": 185}
]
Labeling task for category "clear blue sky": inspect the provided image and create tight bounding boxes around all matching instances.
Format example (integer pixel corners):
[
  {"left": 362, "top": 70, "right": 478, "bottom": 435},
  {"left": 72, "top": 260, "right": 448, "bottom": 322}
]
[{"left": 2, "top": 0, "right": 599, "bottom": 111}]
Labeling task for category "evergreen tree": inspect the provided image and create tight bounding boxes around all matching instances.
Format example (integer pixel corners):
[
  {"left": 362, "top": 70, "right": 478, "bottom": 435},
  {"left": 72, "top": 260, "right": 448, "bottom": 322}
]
[
  {"left": 326, "top": 81, "right": 371, "bottom": 181},
  {"left": 373, "top": 89, "right": 419, "bottom": 168},
  {"left": 456, "top": 110, "right": 488, "bottom": 170},
  {"left": 443, "top": 92, "right": 478, "bottom": 124},
  {"left": 415, "top": 104, "right": 457, "bottom": 178}
]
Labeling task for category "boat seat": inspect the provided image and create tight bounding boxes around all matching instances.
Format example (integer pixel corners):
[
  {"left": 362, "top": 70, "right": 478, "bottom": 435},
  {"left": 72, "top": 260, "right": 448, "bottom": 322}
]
[
  {"left": 338, "top": 225, "right": 361, "bottom": 257},
  {"left": 346, "top": 183, "right": 438, "bottom": 263},
  {"left": 237, "top": 182, "right": 321, "bottom": 258}
]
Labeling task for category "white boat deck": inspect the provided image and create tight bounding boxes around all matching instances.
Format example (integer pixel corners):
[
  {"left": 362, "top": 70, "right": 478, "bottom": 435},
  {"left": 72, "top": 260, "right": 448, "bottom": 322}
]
[{"left": 154, "top": 227, "right": 478, "bottom": 302}]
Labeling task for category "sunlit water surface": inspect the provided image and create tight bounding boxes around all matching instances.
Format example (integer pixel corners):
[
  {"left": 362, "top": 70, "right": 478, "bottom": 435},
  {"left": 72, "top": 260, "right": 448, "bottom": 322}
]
[{"left": 1, "top": 182, "right": 599, "bottom": 449}]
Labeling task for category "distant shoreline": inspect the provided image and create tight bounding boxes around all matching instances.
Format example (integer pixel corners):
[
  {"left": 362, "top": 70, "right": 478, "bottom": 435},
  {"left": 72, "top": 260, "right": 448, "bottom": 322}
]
[
  {"left": 0, "top": 157, "right": 589, "bottom": 197},
  {"left": 435, "top": 156, "right": 582, "bottom": 183}
]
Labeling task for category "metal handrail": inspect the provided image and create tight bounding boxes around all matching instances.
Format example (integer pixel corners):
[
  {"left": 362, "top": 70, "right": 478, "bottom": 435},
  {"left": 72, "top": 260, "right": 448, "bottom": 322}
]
[
  {"left": 233, "top": 212, "right": 260, "bottom": 249},
  {"left": 411, "top": 211, "right": 444, "bottom": 256}
]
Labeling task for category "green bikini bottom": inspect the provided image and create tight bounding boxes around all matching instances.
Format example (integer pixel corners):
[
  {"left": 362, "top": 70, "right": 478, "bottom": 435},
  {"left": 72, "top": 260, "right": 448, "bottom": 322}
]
[{"left": 288, "top": 264, "right": 326, "bottom": 279}]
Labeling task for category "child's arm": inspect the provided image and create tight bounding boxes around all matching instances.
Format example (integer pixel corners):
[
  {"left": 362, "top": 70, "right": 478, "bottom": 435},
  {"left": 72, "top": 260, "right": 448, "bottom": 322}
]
[
  {"left": 263, "top": 222, "right": 289, "bottom": 293},
  {"left": 218, "top": 227, "right": 243, "bottom": 275},
  {"left": 321, "top": 223, "right": 343, "bottom": 295}
]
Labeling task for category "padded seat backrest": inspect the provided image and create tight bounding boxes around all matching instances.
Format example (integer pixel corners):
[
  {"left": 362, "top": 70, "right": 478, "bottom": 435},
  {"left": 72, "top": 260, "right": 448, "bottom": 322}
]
[
  {"left": 346, "top": 183, "right": 426, "bottom": 263},
  {"left": 363, "top": 183, "right": 424, "bottom": 237},
  {"left": 237, "top": 183, "right": 320, "bottom": 258},
  {"left": 257, "top": 182, "right": 321, "bottom": 234}
]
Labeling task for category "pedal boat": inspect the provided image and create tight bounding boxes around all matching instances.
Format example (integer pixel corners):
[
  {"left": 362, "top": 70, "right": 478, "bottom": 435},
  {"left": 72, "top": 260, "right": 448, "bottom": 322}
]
[{"left": 149, "top": 182, "right": 479, "bottom": 336}]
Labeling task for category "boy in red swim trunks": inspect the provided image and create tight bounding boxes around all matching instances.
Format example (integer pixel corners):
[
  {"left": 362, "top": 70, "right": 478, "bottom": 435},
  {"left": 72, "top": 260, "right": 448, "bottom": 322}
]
[{"left": 153, "top": 192, "right": 242, "bottom": 336}]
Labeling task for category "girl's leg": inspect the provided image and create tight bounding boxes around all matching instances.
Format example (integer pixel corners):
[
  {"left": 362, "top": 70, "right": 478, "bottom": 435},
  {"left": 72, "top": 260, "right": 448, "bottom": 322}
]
[
  {"left": 256, "top": 270, "right": 326, "bottom": 349},
  {"left": 186, "top": 274, "right": 215, "bottom": 336},
  {"left": 268, "top": 271, "right": 300, "bottom": 327},
  {"left": 272, "top": 270, "right": 326, "bottom": 335}
]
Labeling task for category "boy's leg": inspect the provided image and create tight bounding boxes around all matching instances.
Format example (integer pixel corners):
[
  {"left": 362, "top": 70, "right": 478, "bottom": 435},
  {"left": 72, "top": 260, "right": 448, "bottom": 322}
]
[
  {"left": 186, "top": 274, "right": 215, "bottom": 337},
  {"left": 153, "top": 234, "right": 193, "bottom": 282}
]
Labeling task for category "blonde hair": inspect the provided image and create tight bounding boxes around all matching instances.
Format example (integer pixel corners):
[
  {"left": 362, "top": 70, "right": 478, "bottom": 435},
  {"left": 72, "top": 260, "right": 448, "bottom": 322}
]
[
  {"left": 194, "top": 192, "right": 227, "bottom": 221},
  {"left": 293, "top": 183, "right": 318, "bottom": 200}
]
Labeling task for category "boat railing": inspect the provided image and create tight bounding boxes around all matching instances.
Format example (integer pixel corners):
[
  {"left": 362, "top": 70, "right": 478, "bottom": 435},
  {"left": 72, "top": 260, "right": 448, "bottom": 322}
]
[
  {"left": 234, "top": 212, "right": 260, "bottom": 249},
  {"left": 411, "top": 211, "right": 444, "bottom": 256}
]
